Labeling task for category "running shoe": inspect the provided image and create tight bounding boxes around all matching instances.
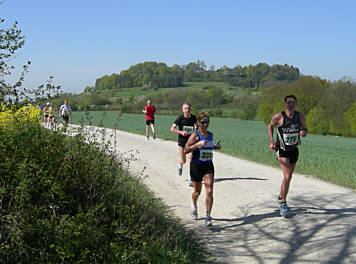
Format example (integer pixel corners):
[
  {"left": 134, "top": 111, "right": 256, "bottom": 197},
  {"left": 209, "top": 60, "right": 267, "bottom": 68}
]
[
  {"left": 189, "top": 178, "right": 193, "bottom": 187},
  {"left": 153, "top": 133, "right": 156, "bottom": 139},
  {"left": 205, "top": 215, "right": 213, "bottom": 227},
  {"left": 178, "top": 167, "right": 182, "bottom": 176},
  {"left": 277, "top": 196, "right": 282, "bottom": 205},
  {"left": 190, "top": 204, "right": 198, "bottom": 220},
  {"left": 280, "top": 202, "right": 288, "bottom": 217}
]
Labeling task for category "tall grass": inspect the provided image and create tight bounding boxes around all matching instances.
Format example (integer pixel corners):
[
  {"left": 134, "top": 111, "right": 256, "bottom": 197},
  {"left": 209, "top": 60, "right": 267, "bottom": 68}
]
[{"left": 72, "top": 111, "right": 356, "bottom": 189}]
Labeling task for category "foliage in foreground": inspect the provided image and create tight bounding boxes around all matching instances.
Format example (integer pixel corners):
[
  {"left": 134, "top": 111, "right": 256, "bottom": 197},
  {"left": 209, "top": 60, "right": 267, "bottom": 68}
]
[
  {"left": 0, "top": 103, "right": 41, "bottom": 126},
  {"left": 0, "top": 118, "right": 205, "bottom": 263}
]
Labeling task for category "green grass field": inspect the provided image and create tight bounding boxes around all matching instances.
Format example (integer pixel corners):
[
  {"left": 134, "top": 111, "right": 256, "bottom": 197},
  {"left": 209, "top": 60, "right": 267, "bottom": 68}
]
[{"left": 71, "top": 111, "right": 356, "bottom": 189}]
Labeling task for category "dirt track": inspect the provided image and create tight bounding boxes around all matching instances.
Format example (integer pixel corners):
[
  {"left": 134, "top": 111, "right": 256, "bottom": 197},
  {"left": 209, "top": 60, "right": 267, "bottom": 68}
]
[{"left": 69, "top": 125, "right": 356, "bottom": 264}]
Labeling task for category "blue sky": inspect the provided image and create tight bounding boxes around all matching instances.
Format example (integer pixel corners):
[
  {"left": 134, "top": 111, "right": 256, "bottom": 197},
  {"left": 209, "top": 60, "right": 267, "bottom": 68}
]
[{"left": 2, "top": 0, "right": 356, "bottom": 93}]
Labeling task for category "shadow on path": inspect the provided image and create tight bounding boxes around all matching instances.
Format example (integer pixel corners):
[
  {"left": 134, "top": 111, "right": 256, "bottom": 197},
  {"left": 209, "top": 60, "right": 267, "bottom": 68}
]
[
  {"left": 214, "top": 177, "right": 268, "bottom": 183},
  {"left": 199, "top": 193, "right": 356, "bottom": 264}
]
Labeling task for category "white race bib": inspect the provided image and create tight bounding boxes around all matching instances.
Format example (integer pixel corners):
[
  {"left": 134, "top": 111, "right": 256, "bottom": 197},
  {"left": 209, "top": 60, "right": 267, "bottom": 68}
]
[
  {"left": 183, "top": 126, "right": 194, "bottom": 134},
  {"left": 199, "top": 149, "right": 213, "bottom": 161},
  {"left": 283, "top": 133, "right": 299, "bottom": 145}
]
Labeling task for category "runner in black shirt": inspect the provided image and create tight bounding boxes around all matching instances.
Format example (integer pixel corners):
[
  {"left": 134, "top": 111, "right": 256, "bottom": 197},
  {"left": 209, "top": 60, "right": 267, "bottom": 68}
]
[{"left": 170, "top": 103, "right": 197, "bottom": 186}]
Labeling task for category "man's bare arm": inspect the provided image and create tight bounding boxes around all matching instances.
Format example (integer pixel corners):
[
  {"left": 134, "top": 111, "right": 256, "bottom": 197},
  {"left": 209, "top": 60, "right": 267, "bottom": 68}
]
[
  {"left": 299, "top": 114, "right": 308, "bottom": 137},
  {"left": 170, "top": 123, "right": 187, "bottom": 136},
  {"left": 267, "top": 113, "right": 281, "bottom": 150}
]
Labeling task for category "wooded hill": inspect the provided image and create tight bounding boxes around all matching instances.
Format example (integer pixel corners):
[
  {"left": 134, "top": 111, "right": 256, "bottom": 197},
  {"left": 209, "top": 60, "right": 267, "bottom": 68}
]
[
  {"left": 90, "top": 61, "right": 299, "bottom": 92},
  {"left": 52, "top": 61, "right": 356, "bottom": 138}
]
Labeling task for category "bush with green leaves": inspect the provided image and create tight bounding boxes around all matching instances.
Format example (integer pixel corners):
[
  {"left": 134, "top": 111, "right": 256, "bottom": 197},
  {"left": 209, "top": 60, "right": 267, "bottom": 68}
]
[{"left": 0, "top": 119, "right": 205, "bottom": 263}]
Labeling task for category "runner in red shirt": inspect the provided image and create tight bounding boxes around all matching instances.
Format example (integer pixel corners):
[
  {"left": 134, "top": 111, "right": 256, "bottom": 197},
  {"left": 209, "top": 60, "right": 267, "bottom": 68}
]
[{"left": 143, "top": 100, "right": 157, "bottom": 140}]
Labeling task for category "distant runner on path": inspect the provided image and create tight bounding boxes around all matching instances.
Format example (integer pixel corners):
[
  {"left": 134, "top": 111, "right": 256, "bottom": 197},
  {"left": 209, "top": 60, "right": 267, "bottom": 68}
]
[
  {"left": 143, "top": 99, "right": 156, "bottom": 140},
  {"left": 47, "top": 103, "right": 55, "bottom": 130},
  {"left": 42, "top": 102, "right": 50, "bottom": 127},
  {"left": 185, "top": 112, "right": 221, "bottom": 227},
  {"left": 59, "top": 100, "right": 72, "bottom": 132},
  {"left": 268, "top": 95, "right": 308, "bottom": 217},
  {"left": 170, "top": 103, "right": 197, "bottom": 186}
]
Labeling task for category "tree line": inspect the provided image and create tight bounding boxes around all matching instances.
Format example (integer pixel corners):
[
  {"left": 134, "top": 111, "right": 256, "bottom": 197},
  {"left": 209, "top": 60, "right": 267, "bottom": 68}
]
[{"left": 92, "top": 61, "right": 299, "bottom": 92}]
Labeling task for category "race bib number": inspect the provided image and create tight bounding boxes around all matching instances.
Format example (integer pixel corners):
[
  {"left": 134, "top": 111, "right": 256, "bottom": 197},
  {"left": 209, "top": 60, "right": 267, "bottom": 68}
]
[
  {"left": 283, "top": 133, "right": 299, "bottom": 145},
  {"left": 183, "top": 126, "right": 194, "bottom": 134},
  {"left": 199, "top": 149, "right": 213, "bottom": 161}
]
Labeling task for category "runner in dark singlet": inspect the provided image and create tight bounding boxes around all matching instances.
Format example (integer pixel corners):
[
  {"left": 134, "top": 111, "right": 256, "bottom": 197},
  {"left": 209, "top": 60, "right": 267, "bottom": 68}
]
[
  {"left": 185, "top": 112, "right": 221, "bottom": 227},
  {"left": 170, "top": 103, "right": 197, "bottom": 186},
  {"left": 268, "top": 95, "right": 308, "bottom": 217}
]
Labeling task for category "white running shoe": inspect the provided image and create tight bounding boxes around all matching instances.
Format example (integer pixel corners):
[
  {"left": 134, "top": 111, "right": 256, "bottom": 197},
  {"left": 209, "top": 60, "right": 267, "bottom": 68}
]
[
  {"left": 190, "top": 204, "right": 198, "bottom": 220},
  {"left": 205, "top": 215, "right": 213, "bottom": 227}
]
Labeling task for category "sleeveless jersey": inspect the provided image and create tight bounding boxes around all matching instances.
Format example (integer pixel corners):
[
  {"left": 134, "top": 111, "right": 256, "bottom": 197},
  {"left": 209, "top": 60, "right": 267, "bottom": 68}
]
[
  {"left": 276, "top": 111, "right": 301, "bottom": 151},
  {"left": 48, "top": 106, "right": 54, "bottom": 117},
  {"left": 192, "top": 131, "right": 213, "bottom": 163}
]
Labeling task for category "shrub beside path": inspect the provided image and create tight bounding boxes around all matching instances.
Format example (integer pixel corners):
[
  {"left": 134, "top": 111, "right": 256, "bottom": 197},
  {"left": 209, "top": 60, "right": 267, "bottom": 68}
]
[{"left": 68, "top": 125, "right": 356, "bottom": 264}]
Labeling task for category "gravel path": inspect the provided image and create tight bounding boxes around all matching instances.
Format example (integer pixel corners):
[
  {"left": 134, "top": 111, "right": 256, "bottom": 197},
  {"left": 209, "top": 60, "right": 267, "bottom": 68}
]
[{"left": 68, "top": 125, "right": 356, "bottom": 264}]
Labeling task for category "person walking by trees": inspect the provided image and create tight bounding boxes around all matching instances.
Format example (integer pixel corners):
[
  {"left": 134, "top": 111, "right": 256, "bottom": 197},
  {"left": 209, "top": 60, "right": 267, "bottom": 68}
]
[
  {"left": 143, "top": 99, "right": 156, "bottom": 140},
  {"left": 59, "top": 100, "right": 71, "bottom": 132},
  {"left": 267, "top": 95, "right": 308, "bottom": 217},
  {"left": 170, "top": 103, "right": 197, "bottom": 186},
  {"left": 184, "top": 112, "right": 221, "bottom": 227}
]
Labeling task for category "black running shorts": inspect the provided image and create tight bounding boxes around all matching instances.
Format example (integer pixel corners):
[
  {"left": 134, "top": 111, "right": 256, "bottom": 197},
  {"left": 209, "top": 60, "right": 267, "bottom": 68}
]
[
  {"left": 190, "top": 162, "right": 214, "bottom": 182},
  {"left": 146, "top": 120, "right": 155, "bottom": 125},
  {"left": 62, "top": 115, "right": 69, "bottom": 122},
  {"left": 275, "top": 147, "right": 299, "bottom": 164},
  {"left": 178, "top": 137, "right": 189, "bottom": 148}
]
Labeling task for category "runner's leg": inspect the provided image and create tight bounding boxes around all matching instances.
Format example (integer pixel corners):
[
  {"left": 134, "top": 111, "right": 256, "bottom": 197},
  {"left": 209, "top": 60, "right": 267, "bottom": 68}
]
[
  {"left": 192, "top": 181, "right": 202, "bottom": 206},
  {"left": 150, "top": 123, "right": 156, "bottom": 139},
  {"left": 187, "top": 152, "right": 193, "bottom": 185},
  {"left": 278, "top": 157, "right": 293, "bottom": 202},
  {"left": 145, "top": 125, "right": 149, "bottom": 139},
  {"left": 203, "top": 173, "right": 214, "bottom": 215},
  {"left": 178, "top": 146, "right": 186, "bottom": 167}
]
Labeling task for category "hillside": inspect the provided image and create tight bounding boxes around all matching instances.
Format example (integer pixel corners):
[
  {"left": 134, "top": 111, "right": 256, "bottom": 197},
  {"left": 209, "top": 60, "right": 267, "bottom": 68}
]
[{"left": 50, "top": 61, "right": 356, "bottom": 137}]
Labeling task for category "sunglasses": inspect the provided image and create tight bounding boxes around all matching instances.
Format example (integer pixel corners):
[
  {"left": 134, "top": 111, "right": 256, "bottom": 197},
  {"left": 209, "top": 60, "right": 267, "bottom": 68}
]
[
  {"left": 286, "top": 101, "right": 296, "bottom": 105},
  {"left": 200, "top": 121, "right": 210, "bottom": 125}
]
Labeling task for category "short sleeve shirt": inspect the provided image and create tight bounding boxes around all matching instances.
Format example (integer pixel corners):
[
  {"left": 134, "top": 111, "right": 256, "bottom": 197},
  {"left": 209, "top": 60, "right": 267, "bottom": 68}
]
[
  {"left": 144, "top": 105, "right": 156, "bottom": 121},
  {"left": 60, "top": 105, "right": 70, "bottom": 116},
  {"left": 173, "top": 114, "right": 197, "bottom": 141}
]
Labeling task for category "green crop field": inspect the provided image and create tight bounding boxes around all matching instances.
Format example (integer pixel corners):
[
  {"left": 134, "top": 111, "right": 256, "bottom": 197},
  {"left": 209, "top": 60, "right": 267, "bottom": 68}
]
[{"left": 71, "top": 111, "right": 356, "bottom": 189}]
